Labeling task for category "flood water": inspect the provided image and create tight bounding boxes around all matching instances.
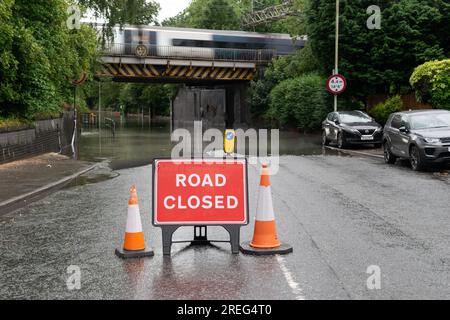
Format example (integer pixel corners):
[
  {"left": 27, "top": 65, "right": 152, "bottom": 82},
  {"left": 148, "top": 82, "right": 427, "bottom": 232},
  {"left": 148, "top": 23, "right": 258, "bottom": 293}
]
[{"left": 78, "top": 118, "right": 326, "bottom": 170}]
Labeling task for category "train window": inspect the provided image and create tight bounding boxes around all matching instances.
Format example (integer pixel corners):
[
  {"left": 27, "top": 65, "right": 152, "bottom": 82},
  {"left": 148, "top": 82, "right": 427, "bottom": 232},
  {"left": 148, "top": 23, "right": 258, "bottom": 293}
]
[
  {"left": 124, "top": 29, "right": 151, "bottom": 44},
  {"left": 172, "top": 38, "right": 268, "bottom": 50}
]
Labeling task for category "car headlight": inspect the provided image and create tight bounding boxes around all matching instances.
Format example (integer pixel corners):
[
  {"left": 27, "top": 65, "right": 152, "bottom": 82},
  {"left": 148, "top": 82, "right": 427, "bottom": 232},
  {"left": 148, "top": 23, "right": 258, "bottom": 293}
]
[
  {"left": 423, "top": 137, "right": 440, "bottom": 144},
  {"left": 375, "top": 127, "right": 383, "bottom": 132},
  {"left": 342, "top": 127, "right": 359, "bottom": 134}
]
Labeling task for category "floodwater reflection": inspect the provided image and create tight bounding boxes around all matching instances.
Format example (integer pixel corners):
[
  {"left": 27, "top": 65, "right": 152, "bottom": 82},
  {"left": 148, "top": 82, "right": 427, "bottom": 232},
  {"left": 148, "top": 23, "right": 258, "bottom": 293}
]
[{"left": 78, "top": 119, "right": 329, "bottom": 170}]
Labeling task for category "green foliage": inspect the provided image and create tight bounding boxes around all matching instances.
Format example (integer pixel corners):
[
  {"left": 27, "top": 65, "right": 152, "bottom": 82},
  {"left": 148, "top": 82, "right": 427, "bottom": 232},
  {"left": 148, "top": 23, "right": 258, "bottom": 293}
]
[
  {"left": 0, "top": 116, "right": 32, "bottom": 131},
  {"left": 410, "top": 59, "right": 450, "bottom": 109},
  {"left": 84, "top": 82, "right": 175, "bottom": 117},
  {"left": 163, "top": 0, "right": 240, "bottom": 30},
  {"left": 369, "top": 95, "right": 403, "bottom": 125},
  {"left": 0, "top": 0, "right": 97, "bottom": 120},
  {"left": 267, "top": 73, "right": 331, "bottom": 130},
  {"left": 306, "top": 0, "right": 449, "bottom": 100},
  {"left": 78, "top": 0, "right": 160, "bottom": 26},
  {"left": 250, "top": 42, "right": 320, "bottom": 118}
]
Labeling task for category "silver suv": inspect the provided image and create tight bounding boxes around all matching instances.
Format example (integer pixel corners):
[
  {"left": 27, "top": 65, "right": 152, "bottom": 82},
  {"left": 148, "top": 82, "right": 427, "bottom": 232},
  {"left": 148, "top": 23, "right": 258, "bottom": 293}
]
[{"left": 383, "top": 110, "right": 450, "bottom": 171}]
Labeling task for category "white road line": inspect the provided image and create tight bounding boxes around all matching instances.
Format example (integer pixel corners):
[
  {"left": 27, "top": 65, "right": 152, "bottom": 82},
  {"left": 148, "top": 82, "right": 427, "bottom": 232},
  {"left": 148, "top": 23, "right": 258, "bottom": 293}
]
[{"left": 276, "top": 255, "right": 305, "bottom": 300}]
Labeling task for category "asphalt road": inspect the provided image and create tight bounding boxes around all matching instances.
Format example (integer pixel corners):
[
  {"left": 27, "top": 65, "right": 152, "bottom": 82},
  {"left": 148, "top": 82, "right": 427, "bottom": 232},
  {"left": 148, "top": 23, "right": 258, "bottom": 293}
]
[{"left": 1, "top": 154, "right": 449, "bottom": 299}]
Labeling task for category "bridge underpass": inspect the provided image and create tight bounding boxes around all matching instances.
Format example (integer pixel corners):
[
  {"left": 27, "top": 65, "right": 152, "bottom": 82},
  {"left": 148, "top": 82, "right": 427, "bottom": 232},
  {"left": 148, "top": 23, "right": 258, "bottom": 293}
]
[{"left": 95, "top": 44, "right": 276, "bottom": 130}]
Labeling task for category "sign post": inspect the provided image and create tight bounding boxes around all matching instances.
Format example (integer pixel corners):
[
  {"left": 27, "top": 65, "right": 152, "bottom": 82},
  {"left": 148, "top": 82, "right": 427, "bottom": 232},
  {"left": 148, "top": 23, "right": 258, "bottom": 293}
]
[
  {"left": 152, "top": 158, "right": 249, "bottom": 255},
  {"left": 334, "top": 0, "right": 340, "bottom": 112}
]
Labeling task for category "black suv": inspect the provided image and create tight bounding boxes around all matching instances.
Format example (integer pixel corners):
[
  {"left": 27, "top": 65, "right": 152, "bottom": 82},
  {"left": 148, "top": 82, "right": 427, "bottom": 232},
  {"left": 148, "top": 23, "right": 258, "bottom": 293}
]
[
  {"left": 383, "top": 110, "right": 450, "bottom": 171},
  {"left": 322, "top": 111, "right": 383, "bottom": 148}
]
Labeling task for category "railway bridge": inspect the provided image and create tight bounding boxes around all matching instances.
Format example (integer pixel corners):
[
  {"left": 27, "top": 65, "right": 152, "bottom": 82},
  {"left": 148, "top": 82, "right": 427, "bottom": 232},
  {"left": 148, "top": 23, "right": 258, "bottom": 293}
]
[{"left": 95, "top": 26, "right": 305, "bottom": 129}]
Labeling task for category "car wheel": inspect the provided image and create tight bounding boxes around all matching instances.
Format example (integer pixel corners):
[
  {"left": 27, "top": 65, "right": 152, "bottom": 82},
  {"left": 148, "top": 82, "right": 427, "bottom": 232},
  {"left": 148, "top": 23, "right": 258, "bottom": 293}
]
[
  {"left": 322, "top": 131, "right": 330, "bottom": 146},
  {"left": 337, "top": 132, "right": 346, "bottom": 149},
  {"left": 410, "top": 145, "right": 425, "bottom": 171},
  {"left": 383, "top": 141, "right": 397, "bottom": 164}
]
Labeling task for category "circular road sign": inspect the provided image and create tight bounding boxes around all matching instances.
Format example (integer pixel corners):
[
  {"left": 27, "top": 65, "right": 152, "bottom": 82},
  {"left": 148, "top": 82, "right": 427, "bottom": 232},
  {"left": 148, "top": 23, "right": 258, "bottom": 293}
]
[{"left": 327, "top": 74, "right": 347, "bottom": 95}]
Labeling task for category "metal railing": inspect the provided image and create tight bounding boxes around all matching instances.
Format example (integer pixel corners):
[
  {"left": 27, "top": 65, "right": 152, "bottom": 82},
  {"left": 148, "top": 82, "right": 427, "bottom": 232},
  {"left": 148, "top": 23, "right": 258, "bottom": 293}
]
[
  {"left": 242, "top": 0, "right": 298, "bottom": 28},
  {"left": 104, "top": 117, "right": 116, "bottom": 137},
  {"left": 100, "top": 43, "right": 277, "bottom": 63}
]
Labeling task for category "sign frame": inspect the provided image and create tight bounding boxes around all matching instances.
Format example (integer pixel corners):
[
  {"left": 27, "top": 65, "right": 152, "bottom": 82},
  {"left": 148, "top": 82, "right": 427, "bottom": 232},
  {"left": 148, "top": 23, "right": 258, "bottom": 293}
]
[
  {"left": 152, "top": 157, "right": 249, "bottom": 255},
  {"left": 326, "top": 73, "right": 347, "bottom": 95}
]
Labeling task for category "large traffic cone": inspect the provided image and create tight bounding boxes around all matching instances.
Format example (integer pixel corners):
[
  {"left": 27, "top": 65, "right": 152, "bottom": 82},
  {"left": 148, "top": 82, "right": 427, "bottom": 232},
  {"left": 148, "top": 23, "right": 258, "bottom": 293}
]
[
  {"left": 240, "top": 164, "right": 293, "bottom": 255},
  {"left": 115, "top": 185, "right": 154, "bottom": 259}
]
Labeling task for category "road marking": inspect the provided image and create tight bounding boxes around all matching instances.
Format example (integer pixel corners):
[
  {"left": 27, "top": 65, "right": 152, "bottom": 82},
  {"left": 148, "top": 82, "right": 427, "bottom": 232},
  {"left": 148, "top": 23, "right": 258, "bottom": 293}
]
[{"left": 276, "top": 255, "right": 305, "bottom": 300}]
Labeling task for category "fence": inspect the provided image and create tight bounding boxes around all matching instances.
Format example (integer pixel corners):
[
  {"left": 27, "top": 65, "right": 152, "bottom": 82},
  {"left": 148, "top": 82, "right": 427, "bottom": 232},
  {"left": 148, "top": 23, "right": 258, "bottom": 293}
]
[
  {"left": 0, "top": 112, "right": 75, "bottom": 165},
  {"left": 101, "top": 44, "right": 277, "bottom": 63}
]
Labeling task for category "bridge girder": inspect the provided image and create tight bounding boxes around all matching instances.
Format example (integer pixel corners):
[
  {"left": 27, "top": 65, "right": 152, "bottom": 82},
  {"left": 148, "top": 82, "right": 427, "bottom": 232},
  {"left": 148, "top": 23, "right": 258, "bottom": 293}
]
[{"left": 97, "top": 63, "right": 256, "bottom": 83}]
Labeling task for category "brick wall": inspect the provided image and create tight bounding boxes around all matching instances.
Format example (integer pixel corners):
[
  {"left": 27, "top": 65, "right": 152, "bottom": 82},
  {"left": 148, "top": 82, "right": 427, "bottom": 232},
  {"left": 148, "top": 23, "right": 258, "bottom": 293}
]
[
  {"left": 367, "top": 93, "right": 432, "bottom": 111},
  {"left": 0, "top": 112, "right": 75, "bottom": 165}
]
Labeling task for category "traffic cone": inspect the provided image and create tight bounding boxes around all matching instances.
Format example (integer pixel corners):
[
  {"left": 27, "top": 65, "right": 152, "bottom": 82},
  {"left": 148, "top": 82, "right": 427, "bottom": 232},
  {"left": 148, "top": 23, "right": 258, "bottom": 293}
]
[
  {"left": 240, "top": 164, "right": 293, "bottom": 255},
  {"left": 115, "top": 185, "right": 154, "bottom": 259}
]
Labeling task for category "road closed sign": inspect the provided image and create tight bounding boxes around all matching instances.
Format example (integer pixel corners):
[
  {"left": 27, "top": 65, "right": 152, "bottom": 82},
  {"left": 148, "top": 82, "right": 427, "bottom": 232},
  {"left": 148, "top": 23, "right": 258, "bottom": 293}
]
[{"left": 152, "top": 159, "right": 248, "bottom": 225}]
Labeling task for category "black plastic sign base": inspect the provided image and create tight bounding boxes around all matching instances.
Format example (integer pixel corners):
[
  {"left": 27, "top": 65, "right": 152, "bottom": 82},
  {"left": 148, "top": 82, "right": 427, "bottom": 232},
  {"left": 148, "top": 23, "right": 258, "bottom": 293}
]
[
  {"left": 161, "top": 225, "right": 241, "bottom": 255},
  {"left": 239, "top": 241, "right": 293, "bottom": 255},
  {"left": 115, "top": 247, "right": 154, "bottom": 259}
]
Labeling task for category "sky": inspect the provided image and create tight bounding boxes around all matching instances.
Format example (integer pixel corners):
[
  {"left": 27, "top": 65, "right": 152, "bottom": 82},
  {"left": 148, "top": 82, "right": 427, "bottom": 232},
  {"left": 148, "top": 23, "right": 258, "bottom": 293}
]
[{"left": 155, "top": 0, "right": 191, "bottom": 23}]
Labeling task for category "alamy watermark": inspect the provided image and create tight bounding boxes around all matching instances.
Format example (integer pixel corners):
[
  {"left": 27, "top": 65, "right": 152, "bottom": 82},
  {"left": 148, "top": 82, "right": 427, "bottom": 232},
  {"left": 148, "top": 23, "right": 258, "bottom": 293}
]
[
  {"left": 171, "top": 121, "right": 280, "bottom": 174},
  {"left": 66, "top": 5, "right": 81, "bottom": 30},
  {"left": 367, "top": 5, "right": 382, "bottom": 30},
  {"left": 66, "top": 265, "right": 81, "bottom": 290},
  {"left": 366, "top": 265, "right": 381, "bottom": 290}
]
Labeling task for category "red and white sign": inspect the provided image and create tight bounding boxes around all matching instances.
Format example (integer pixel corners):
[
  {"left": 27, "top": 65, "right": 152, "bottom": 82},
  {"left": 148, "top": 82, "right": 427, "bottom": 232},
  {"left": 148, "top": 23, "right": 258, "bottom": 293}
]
[
  {"left": 152, "top": 159, "right": 248, "bottom": 225},
  {"left": 327, "top": 74, "right": 347, "bottom": 95}
]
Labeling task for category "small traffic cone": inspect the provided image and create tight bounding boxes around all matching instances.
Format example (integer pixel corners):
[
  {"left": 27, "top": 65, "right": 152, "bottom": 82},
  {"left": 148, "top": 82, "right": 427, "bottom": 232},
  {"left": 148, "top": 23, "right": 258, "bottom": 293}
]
[
  {"left": 115, "top": 185, "right": 154, "bottom": 259},
  {"left": 240, "top": 164, "right": 293, "bottom": 255}
]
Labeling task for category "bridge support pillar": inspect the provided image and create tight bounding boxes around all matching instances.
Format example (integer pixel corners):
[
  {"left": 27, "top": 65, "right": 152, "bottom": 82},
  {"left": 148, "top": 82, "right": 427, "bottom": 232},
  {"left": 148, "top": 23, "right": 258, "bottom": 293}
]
[{"left": 171, "top": 83, "right": 251, "bottom": 132}]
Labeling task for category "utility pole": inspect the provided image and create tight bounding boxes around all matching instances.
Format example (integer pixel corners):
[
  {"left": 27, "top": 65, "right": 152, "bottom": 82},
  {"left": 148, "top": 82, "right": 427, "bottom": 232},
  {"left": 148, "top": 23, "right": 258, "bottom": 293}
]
[
  {"left": 98, "top": 81, "right": 102, "bottom": 131},
  {"left": 334, "top": 0, "right": 340, "bottom": 112}
]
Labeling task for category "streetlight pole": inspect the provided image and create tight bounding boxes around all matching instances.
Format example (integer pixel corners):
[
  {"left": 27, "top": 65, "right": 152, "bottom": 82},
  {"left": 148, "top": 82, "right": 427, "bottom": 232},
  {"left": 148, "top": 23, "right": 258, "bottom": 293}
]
[
  {"left": 98, "top": 81, "right": 102, "bottom": 131},
  {"left": 334, "top": 0, "right": 340, "bottom": 112}
]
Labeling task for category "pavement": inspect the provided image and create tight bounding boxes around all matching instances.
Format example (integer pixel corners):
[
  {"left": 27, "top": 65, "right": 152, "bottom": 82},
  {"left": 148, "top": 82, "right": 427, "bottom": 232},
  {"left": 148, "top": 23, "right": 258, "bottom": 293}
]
[
  {"left": 325, "top": 146, "right": 384, "bottom": 159},
  {"left": 0, "top": 153, "right": 449, "bottom": 299},
  {"left": 0, "top": 153, "right": 96, "bottom": 215}
]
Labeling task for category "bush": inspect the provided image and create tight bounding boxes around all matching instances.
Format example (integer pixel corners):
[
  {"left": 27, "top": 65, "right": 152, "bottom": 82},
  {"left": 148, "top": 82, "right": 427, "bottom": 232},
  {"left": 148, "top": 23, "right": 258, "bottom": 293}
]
[
  {"left": 369, "top": 95, "right": 403, "bottom": 125},
  {"left": 267, "top": 73, "right": 331, "bottom": 130},
  {"left": 0, "top": 116, "right": 32, "bottom": 132},
  {"left": 410, "top": 59, "right": 450, "bottom": 109}
]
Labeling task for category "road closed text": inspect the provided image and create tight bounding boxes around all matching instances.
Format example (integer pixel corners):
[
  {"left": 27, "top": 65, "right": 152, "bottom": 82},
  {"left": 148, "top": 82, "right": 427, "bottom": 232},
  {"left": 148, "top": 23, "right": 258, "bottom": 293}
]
[
  {"left": 153, "top": 159, "right": 248, "bottom": 225},
  {"left": 163, "top": 174, "right": 238, "bottom": 210}
]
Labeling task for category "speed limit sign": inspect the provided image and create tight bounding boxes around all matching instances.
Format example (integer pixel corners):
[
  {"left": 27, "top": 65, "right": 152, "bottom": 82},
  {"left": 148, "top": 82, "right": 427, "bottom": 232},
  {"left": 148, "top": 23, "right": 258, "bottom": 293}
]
[{"left": 327, "top": 74, "right": 347, "bottom": 95}]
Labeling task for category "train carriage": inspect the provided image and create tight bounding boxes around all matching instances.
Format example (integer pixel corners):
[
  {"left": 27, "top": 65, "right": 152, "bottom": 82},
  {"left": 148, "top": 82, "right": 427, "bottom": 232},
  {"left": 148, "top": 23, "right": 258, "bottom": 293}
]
[{"left": 100, "top": 25, "right": 306, "bottom": 61}]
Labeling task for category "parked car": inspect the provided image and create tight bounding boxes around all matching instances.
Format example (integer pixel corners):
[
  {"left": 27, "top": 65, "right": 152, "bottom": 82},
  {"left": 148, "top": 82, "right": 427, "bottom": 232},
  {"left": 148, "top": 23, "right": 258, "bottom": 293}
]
[
  {"left": 322, "top": 111, "right": 383, "bottom": 149},
  {"left": 383, "top": 110, "right": 450, "bottom": 171}
]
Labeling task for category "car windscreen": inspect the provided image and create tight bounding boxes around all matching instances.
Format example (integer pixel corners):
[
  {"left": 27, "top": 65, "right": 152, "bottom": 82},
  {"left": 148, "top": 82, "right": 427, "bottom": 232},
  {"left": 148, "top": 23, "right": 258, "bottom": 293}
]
[
  {"left": 339, "top": 113, "right": 372, "bottom": 124},
  {"left": 410, "top": 113, "right": 450, "bottom": 130}
]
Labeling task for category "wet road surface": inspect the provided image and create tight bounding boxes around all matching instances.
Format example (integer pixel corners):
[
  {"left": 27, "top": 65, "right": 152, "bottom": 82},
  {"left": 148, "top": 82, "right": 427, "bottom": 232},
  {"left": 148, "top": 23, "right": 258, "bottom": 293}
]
[{"left": 1, "top": 153, "right": 449, "bottom": 299}]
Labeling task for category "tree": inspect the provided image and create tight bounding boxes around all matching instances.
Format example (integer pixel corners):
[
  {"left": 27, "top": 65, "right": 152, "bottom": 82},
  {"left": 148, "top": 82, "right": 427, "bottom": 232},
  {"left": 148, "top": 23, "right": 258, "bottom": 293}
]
[
  {"left": 0, "top": 0, "right": 18, "bottom": 109},
  {"left": 267, "top": 73, "right": 331, "bottom": 130},
  {"left": 78, "top": 0, "right": 160, "bottom": 25},
  {"left": 0, "top": 0, "right": 97, "bottom": 119},
  {"left": 163, "top": 0, "right": 240, "bottom": 30},
  {"left": 249, "top": 42, "right": 320, "bottom": 118},
  {"left": 306, "top": 0, "right": 449, "bottom": 102},
  {"left": 410, "top": 59, "right": 450, "bottom": 109}
]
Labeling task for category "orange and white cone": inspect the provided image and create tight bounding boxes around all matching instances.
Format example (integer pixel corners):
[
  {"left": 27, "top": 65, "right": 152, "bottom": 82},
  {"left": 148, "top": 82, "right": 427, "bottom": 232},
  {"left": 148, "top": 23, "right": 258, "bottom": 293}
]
[
  {"left": 115, "top": 185, "right": 154, "bottom": 259},
  {"left": 240, "top": 164, "right": 292, "bottom": 255}
]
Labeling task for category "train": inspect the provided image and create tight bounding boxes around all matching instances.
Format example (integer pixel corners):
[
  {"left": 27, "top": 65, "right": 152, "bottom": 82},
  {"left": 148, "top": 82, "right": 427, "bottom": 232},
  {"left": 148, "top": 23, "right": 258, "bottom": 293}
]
[{"left": 99, "top": 25, "right": 306, "bottom": 61}]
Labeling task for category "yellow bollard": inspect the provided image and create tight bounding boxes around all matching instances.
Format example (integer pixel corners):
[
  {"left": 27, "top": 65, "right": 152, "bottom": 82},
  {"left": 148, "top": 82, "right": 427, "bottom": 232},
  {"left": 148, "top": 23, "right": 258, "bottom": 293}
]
[{"left": 224, "top": 129, "right": 236, "bottom": 154}]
